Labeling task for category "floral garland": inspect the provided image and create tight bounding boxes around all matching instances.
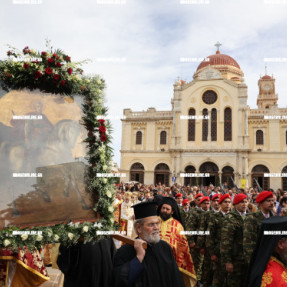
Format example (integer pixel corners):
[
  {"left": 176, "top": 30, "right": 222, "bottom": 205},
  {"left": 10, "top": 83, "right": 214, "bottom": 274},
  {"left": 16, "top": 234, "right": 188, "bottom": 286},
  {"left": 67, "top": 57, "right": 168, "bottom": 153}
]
[{"left": 0, "top": 42, "right": 117, "bottom": 251}]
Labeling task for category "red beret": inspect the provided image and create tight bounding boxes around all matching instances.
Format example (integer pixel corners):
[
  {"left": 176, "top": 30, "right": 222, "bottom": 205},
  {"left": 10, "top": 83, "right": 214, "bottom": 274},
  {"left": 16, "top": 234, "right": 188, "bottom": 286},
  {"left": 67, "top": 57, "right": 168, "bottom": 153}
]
[
  {"left": 199, "top": 196, "right": 210, "bottom": 204},
  {"left": 182, "top": 199, "right": 189, "bottom": 206},
  {"left": 233, "top": 194, "right": 247, "bottom": 205},
  {"left": 195, "top": 193, "right": 204, "bottom": 199},
  {"left": 175, "top": 193, "right": 183, "bottom": 198},
  {"left": 212, "top": 193, "right": 221, "bottom": 201},
  {"left": 256, "top": 191, "right": 274, "bottom": 203},
  {"left": 219, "top": 194, "right": 231, "bottom": 204}
]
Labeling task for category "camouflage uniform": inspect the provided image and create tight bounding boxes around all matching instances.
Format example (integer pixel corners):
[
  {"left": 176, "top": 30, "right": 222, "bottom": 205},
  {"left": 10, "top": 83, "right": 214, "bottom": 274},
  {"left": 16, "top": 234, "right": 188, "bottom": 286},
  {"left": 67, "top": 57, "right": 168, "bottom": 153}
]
[
  {"left": 197, "top": 209, "right": 217, "bottom": 287},
  {"left": 221, "top": 209, "right": 247, "bottom": 287},
  {"left": 185, "top": 207, "right": 204, "bottom": 281},
  {"left": 179, "top": 206, "right": 190, "bottom": 230},
  {"left": 206, "top": 211, "right": 228, "bottom": 287},
  {"left": 243, "top": 210, "right": 273, "bottom": 266}
]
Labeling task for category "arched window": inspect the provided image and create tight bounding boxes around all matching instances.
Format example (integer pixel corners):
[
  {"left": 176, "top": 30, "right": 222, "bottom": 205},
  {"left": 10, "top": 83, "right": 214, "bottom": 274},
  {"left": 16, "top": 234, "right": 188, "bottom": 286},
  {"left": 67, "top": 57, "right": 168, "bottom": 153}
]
[
  {"left": 211, "top": 108, "right": 217, "bottom": 141},
  {"left": 160, "top": 131, "right": 167, "bottom": 145},
  {"left": 202, "top": 109, "right": 208, "bottom": 141},
  {"left": 224, "top": 108, "right": 232, "bottom": 141},
  {"left": 256, "top": 130, "right": 264, "bottom": 145},
  {"left": 188, "top": 108, "right": 196, "bottom": 141},
  {"left": 136, "top": 131, "right": 142, "bottom": 145}
]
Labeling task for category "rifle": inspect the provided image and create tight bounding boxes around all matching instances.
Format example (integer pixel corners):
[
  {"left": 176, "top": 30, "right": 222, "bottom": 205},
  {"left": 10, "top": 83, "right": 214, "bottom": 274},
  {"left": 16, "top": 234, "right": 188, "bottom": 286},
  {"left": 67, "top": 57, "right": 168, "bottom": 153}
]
[
  {"left": 254, "top": 178, "right": 263, "bottom": 193},
  {"left": 230, "top": 177, "right": 240, "bottom": 194}
]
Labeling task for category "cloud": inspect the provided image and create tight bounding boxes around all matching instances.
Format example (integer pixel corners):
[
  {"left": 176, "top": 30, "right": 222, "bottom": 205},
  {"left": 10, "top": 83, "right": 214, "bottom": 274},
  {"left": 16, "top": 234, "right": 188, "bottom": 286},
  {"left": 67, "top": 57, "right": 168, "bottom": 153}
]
[{"left": 1, "top": 0, "right": 287, "bottom": 165}]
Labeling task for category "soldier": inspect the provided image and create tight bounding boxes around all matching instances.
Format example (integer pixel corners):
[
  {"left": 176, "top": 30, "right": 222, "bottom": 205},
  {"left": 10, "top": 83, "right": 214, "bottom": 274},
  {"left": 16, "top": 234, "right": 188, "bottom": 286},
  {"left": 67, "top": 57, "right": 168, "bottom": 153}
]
[
  {"left": 197, "top": 193, "right": 220, "bottom": 287},
  {"left": 243, "top": 190, "right": 274, "bottom": 267},
  {"left": 206, "top": 193, "right": 232, "bottom": 287},
  {"left": 187, "top": 196, "right": 210, "bottom": 283},
  {"left": 175, "top": 193, "right": 183, "bottom": 207},
  {"left": 221, "top": 193, "right": 248, "bottom": 287},
  {"left": 180, "top": 198, "right": 190, "bottom": 229}
]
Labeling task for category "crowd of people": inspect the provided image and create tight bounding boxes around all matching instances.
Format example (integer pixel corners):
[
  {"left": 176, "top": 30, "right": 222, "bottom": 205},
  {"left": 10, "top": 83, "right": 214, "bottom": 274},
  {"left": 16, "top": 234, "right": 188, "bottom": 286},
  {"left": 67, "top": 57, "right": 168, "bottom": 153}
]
[{"left": 111, "top": 181, "right": 287, "bottom": 287}]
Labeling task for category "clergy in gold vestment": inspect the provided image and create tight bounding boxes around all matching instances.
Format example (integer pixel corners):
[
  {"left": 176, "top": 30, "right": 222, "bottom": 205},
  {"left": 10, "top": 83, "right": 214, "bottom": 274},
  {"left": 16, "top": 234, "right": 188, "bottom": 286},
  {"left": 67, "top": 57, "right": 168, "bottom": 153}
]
[{"left": 158, "top": 197, "right": 197, "bottom": 287}]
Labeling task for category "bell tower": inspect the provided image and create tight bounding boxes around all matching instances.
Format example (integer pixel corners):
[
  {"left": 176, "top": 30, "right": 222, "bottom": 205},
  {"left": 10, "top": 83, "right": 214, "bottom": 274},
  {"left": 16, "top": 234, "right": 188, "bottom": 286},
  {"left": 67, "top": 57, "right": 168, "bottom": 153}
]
[{"left": 257, "top": 69, "right": 278, "bottom": 109}]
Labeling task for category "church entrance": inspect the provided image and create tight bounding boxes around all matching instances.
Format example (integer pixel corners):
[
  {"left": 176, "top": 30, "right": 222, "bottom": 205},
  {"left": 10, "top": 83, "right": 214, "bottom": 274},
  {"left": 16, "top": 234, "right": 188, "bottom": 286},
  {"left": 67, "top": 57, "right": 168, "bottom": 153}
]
[
  {"left": 130, "top": 163, "right": 144, "bottom": 183},
  {"left": 199, "top": 162, "right": 219, "bottom": 186},
  {"left": 251, "top": 165, "right": 270, "bottom": 190},
  {"left": 154, "top": 163, "right": 170, "bottom": 186}
]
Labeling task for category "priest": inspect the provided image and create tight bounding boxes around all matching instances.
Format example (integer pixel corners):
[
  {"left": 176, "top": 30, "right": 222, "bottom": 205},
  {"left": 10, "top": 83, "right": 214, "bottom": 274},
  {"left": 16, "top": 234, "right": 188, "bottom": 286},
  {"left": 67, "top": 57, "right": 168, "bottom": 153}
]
[
  {"left": 112, "top": 201, "right": 185, "bottom": 287},
  {"left": 247, "top": 216, "right": 287, "bottom": 287},
  {"left": 157, "top": 197, "right": 197, "bottom": 287}
]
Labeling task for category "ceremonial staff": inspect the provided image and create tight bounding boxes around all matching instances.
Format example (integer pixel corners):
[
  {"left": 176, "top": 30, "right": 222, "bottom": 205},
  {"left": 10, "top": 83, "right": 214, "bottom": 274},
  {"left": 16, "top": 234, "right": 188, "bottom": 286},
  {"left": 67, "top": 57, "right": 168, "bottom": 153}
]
[
  {"left": 254, "top": 178, "right": 263, "bottom": 193},
  {"left": 230, "top": 177, "right": 240, "bottom": 194}
]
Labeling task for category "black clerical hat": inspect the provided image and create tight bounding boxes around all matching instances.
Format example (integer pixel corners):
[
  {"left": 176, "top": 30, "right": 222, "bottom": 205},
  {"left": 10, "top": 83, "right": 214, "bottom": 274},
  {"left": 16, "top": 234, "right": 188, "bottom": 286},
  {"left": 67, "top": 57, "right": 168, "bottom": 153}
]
[
  {"left": 247, "top": 216, "right": 287, "bottom": 287},
  {"left": 132, "top": 201, "right": 158, "bottom": 220}
]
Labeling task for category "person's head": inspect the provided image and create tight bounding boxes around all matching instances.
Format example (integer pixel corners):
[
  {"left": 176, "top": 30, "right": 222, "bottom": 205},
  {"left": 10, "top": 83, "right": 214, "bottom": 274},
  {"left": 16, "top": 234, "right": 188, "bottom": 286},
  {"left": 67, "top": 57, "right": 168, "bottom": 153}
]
[
  {"left": 116, "top": 192, "right": 122, "bottom": 200},
  {"left": 194, "top": 193, "right": 203, "bottom": 207},
  {"left": 274, "top": 237, "right": 287, "bottom": 265},
  {"left": 134, "top": 216, "right": 160, "bottom": 244},
  {"left": 182, "top": 199, "right": 190, "bottom": 210},
  {"left": 199, "top": 196, "right": 210, "bottom": 211},
  {"left": 211, "top": 194, "right": 220, "bottom": 211},
  {"left": 219, "top": 194, "right": 232, "bottom": 213},
  {"left": 160, "top": 204, "right": 174, "bottom": 221},
  {"left": 175, "top": 193, "right": 183, "bottom": 205},
  {"left": 124, "top": 192, "right": 132, "bottom": 203},
  {"left": 280, "top": 197, "right": 287, "bottom": 208},
  {"left": 256, "top": 191, "right": 274, "bottom": 213},
  {"left": 233, "top": 194, "right": 248, "bottom": 213}
]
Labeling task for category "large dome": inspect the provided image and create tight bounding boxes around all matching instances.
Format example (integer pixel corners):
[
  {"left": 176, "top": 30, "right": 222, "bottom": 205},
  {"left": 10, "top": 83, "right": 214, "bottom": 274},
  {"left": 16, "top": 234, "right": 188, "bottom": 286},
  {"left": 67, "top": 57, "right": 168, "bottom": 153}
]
[{"left": 196, "top": 50, "right": 241, "bottom": 71}]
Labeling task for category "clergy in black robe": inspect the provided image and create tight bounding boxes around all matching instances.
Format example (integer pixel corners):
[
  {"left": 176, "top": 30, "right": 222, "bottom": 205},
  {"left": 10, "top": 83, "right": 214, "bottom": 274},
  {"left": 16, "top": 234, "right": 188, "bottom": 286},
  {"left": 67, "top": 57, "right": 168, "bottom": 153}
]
[
  {"left": 57, "top": 238, "right": 116, "bottom": 287},
  {"left": 112, "top": 201, "right": 185, "bottom": 287}
]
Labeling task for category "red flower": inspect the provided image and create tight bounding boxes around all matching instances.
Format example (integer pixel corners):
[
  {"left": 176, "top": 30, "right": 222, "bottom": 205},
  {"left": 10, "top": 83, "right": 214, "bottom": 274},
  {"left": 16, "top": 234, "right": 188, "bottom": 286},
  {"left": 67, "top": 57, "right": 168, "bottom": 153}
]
[
  {"left": 56, "top": 62, "right": 62, "bottom": 67},
  {"left": 64, "top": 55, "right": 71, "bottom": 62},
  {"left": 34, "top": 71, "right": 42, "bottom": 78},
  {"left": 48, "top": 58, "right": 54, "bottom": 64},
  {"left": 23, "top": 46, "right": 30, "bottom": 54},
  {"left": 23, "top": 63, "right": 30, "bottom": 69},
  {"left": 52, "top": 53, "right": 57, "bottom": 58},
  {"left": 61, "top": 80, "right": 66, "bottom": 86},
  {"left": 67, "top": 68, "right": 73, "bottom": 75},
  {"left": 101, "top": 135, "right": 107, "bottom": 142},
  {"left": 7, "top": 51, "right": 12, "bottom": 56},
  {"left": 41, "top": 52, "right": 47, "bottom": 57},
  {"left": 98, "top": 119, "right": 105, "bottom": 125},
  {"left": 45, "top": 68, "right": 52, "bottom": 75},
  {"left": 99, "top": 126, "right": 106, "bottom": 133},
  {"left": 54, "top": 74, "right": 60, "bottom": 81}
]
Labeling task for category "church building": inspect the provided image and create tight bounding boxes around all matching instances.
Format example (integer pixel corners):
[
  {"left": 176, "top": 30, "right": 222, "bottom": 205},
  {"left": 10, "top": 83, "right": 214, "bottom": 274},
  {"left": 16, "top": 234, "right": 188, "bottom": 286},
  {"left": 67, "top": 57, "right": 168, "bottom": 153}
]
[{"left": 120, "top": 44, "right": 287, "bottom": 190}]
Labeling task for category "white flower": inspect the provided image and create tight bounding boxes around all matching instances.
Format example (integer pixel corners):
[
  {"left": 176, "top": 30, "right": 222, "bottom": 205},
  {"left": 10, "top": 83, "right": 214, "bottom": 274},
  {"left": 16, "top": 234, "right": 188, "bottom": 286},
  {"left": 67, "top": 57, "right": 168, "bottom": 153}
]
[
  {"left": 47, "top": 231, "right": 53, "bottom": 237},
  {"left": 83, "top": 226, "right": 89, "bottom": 233},
  {"left": 110, "top": 218, "right": 114, "bottom": 224},
  {"left": 4, "top": 239, "right": 11, "bottom": 247},
  {"left": 103, "top": 178, "right": 107, "bottom": 184},
  {"left": 74, "top": 222, "right": 80, "bottom": 228},
  {"left": 96, "top": 78, "right": 102, "bottom": 85},
  {"left": 106, "top": 190, "right": 112, "bottom": 198},
  {"left": 86, "top": 79, "right": 91, "bottom": 84},
  {"left": 54, "top": 234, "right": 60, "bottom": 241},
  {"left": 68, "top": 233, "right": 74, "bottom": 240},
  {"left": 36, "top": 234, "right": 43, "bottom": 242},
  {"left": 108, "top": 206, "right": 114, "bottom": 213},
  {"left": 97, "top": 223, "right": 102, "bottom": 228},
  {"left": 21, "top": 234, "right": 28, "bottom": 241},
  {"left": 102, "top": 165, "right": 108, "bottom": 171}
]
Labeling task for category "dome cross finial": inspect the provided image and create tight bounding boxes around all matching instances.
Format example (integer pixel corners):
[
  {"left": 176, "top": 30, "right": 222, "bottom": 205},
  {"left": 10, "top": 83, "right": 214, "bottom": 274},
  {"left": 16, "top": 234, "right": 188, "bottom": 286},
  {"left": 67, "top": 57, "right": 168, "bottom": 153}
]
[
  {"left": 215, "top": 41, "right": 222, "bottom": 52},
  {"left": 265, "top": 65, "right": 268, "bottom": 75}
]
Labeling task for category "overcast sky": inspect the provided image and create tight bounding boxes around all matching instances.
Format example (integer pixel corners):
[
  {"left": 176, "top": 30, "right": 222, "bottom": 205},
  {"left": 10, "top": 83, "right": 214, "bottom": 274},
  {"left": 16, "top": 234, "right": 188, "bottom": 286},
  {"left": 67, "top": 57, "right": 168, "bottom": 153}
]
[{"left": 1, "top": 0, "right": 287, "bottom": 165}]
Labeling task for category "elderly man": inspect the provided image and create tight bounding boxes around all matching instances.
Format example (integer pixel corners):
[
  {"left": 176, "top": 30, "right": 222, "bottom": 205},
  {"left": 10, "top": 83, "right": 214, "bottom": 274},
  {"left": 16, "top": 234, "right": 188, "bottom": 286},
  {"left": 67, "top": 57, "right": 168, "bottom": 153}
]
[{"left": 113, "top": 201, "right": 185, "bottom": 287}]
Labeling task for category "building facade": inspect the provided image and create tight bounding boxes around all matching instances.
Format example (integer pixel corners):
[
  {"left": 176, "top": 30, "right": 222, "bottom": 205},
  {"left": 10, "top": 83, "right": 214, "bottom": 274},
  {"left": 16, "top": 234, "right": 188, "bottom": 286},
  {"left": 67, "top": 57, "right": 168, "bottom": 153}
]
[{"left": 120, "top": 46, "right": 287, "bottom": 190}]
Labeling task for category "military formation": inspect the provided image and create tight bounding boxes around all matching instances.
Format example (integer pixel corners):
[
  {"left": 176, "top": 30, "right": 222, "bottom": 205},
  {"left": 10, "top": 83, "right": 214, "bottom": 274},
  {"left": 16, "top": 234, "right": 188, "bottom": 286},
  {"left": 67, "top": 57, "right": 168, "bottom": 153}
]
[{"left": 181, "top": 190, "right": 275, "bottom": 287}]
